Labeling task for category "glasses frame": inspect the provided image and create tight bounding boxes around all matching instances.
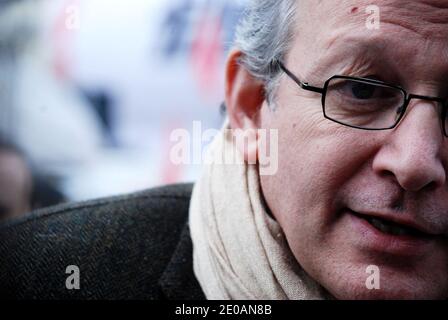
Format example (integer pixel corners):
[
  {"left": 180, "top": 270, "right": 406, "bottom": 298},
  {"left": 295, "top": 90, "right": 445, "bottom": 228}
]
[{"left": 275, "top": 60, "right": 448, "bottom": 137}]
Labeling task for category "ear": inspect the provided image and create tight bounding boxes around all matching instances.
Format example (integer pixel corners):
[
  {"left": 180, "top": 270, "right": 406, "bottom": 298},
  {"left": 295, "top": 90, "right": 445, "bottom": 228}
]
[{"left": 225, "top": 49, "right": 266, "bottom": 162}]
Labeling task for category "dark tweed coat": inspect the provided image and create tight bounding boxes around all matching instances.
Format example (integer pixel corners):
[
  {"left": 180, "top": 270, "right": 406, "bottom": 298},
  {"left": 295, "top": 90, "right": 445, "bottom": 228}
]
[{"left": 0, "top": 183, "right": 205, "bottom": 300}]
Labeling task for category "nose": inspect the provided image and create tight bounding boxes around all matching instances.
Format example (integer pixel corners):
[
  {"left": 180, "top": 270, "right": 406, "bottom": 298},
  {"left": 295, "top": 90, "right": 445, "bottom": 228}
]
[{"left": 372, "top": 100, "right": 447, "bottom": 192}]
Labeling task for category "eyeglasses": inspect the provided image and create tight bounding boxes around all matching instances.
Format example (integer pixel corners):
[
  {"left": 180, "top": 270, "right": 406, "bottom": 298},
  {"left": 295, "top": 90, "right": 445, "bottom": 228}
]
[{"left": 275, "top": 60, "right": 448, "bottom": 137}]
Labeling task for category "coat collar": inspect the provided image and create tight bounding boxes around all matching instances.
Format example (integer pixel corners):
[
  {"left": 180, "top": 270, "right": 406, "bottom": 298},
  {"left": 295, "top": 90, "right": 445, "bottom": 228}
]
[{"left": 158, "top": 223, "right": 205, "bottom": 300}]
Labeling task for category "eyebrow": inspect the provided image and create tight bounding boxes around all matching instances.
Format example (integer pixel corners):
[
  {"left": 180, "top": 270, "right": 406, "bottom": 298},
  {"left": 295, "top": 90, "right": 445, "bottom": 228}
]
[
  {"left": 325, "top": 34, "right": 395, "bottom": 56},
  {"left": 323, "top": 38, "right": 391, "bottom": 66},
  {"left": 310, "top": 37, "right": 399, "bottom": 81}
]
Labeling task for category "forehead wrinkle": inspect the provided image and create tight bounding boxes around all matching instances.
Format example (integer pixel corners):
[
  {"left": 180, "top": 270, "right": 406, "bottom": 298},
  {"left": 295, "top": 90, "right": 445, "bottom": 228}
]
[
  {"left": 380, "top": 16, "right": 448, "bottom": 40},
  {"left": 316, "top": 31, "right": 448, "bottom": 83},
  {"left": 388, "top": 0, "right": 448, "bottom": 20},
  {"left": 304, "top": 0, "right": 448, "bottom": 40},
  {"left": 371, "top": 0, "right": 448, "bottom": 39}
]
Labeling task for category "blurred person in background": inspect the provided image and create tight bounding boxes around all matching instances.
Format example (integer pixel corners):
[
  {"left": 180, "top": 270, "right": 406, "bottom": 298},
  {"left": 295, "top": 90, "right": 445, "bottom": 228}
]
[
  {"left": 0, "top": 137, "right": 32, "bottom": 221},
  {"left": 0, "top": 0, "right": 75, "bottom": 220},
  {"left": 0, "top": 0, "right": 105, "bottom": 192},
  {"left": 0, "top": 135, "right": 67, "bottom": 222}
]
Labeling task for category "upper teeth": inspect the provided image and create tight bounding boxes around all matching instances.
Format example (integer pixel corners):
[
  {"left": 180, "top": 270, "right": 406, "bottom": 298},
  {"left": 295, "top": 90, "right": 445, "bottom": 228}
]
[{"left": 368, "top": 217, "right": 414, "bottom": 236}]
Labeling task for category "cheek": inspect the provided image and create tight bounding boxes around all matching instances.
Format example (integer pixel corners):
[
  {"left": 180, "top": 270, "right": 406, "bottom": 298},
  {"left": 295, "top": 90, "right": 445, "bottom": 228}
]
[{"left": 260, "top": 106, "right": 380, "bottom": 246}]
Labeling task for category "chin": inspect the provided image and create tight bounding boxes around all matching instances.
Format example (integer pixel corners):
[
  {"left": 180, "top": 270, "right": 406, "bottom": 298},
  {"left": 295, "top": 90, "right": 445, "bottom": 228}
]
[
  {"left": 322, "top": 267, "right": 448, "bottom": 300},
  {"left": 333, "top": 287, "right": 432, "bottom": 300}
]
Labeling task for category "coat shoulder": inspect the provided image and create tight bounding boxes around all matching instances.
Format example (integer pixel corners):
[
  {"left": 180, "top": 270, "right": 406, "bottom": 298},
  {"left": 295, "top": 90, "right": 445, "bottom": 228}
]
[{"left": 0, "top": 183, "right": 196, "bottom": 299}]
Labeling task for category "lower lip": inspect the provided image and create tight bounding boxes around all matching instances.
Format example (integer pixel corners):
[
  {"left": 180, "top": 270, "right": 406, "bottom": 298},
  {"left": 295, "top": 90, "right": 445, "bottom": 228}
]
[{"left": 347, "top": 210, "right": 434, "bottom": 256}]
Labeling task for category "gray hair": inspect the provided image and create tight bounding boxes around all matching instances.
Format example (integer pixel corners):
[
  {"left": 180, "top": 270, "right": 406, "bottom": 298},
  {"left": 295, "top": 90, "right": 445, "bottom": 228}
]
[{"left": 234, "top": 0, "right": 298, "bottom": 106}]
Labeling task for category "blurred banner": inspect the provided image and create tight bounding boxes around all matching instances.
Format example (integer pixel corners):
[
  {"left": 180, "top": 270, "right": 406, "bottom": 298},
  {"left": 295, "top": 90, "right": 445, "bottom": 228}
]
[{"left": 0, "top": 0, "right": 246, "bottom": 204}]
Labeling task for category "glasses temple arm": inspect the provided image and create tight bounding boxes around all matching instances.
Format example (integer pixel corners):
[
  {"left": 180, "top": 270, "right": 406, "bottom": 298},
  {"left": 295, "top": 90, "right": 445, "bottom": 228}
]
[{"left": 274, "top": 60, "right": 324, "bottom": 94}]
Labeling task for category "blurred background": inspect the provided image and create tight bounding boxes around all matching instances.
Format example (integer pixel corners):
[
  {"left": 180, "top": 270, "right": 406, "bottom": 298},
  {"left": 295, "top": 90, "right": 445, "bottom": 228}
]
[{"left": 0, "top": 0, "right": 247, "bottom": 220}]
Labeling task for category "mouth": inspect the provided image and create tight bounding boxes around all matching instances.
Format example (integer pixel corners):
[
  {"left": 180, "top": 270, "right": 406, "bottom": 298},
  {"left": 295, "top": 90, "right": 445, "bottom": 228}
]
[
  {"left": 347, "top": 209, "right": 439, "bottom": 255},
  {"left": 352, "top": 211, "right": 428, "bottom": 238}
]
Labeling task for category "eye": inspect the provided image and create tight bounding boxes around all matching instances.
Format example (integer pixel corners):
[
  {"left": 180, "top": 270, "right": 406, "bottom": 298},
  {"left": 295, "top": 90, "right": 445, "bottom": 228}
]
[
  {"left": 350, "top": 82, "right": 376, "bottom": 99},
  {"left": 334, "top": 79, "right": 397, "bottom": 101}
]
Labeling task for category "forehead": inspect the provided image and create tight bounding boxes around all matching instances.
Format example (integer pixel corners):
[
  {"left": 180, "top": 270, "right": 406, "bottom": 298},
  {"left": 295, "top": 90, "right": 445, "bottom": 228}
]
[
  {"left": 292, "top": 0, "right": 448, "bottom": 79},
  {"left": 299, "top": 0, "right": 448, "bottom": 35}
]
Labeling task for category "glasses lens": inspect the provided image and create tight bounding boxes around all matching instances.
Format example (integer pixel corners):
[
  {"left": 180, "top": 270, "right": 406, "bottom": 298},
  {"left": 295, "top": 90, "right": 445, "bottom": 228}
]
[{"left": 324, "top": 78, "right": 405, "bottom": 129}]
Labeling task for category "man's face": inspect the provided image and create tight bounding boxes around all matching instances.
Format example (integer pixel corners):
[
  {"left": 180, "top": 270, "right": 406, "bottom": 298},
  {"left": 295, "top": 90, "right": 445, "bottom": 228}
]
[
  {"left": 0, "top": 151, "right": 31, "bottom": 221},
  {"left": 259, "top": 0, "right": 448, "bottom": 299}
]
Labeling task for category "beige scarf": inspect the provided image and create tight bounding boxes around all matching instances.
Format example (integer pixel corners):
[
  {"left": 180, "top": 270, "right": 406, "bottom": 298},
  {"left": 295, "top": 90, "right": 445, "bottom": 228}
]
[{"left": 189, "top": 122, "right": 328, "bottom": 300}]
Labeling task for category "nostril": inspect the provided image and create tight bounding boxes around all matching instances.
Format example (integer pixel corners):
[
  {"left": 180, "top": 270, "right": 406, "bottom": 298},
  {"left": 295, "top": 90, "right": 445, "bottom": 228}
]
[
  {"left": 376, "top": 161, "right": 445, "bottom": 193},
  {"left": 397, "top": 169, "right": 444, "bottom": 192},
  {"left": 423, "top": 181, "right": 439, "bottom": 193},
  {"left": 378, "top": 169, "right": 396, "bottom": 183}
]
